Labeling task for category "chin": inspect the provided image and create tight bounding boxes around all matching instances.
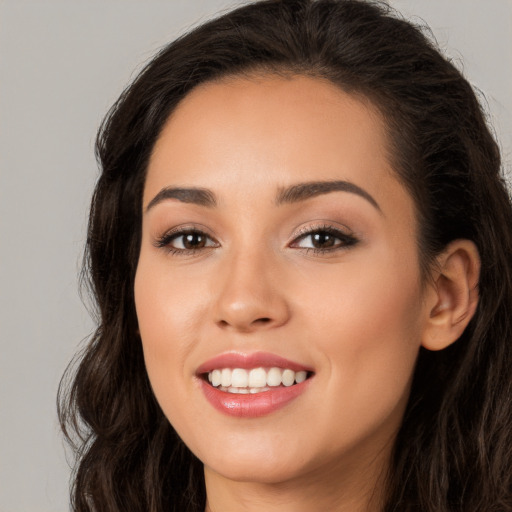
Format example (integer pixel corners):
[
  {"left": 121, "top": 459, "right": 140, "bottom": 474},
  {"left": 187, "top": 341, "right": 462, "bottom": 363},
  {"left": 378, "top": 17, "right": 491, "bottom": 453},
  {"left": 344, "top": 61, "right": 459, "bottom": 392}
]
[
  {"left": 197, "top": 432, "right": 314, "bottom": 484},
  {"left": 206, "top": 455, "right": 309, "bottom": 485}
]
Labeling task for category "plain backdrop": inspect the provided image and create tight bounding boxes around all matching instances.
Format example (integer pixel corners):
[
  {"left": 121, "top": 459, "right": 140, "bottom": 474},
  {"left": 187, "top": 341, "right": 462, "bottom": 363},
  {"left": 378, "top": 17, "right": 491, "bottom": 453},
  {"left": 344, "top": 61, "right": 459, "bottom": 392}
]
[{"left": 0, "top": 1, "right": 510, "bottom": 510}]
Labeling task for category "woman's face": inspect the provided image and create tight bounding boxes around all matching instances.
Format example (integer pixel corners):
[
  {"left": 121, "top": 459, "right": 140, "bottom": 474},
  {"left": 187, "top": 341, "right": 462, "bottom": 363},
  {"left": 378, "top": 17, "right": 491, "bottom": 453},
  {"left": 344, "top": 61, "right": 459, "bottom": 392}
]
[{"left": 135, "top": 75, "right": 430, "bottom": 485}]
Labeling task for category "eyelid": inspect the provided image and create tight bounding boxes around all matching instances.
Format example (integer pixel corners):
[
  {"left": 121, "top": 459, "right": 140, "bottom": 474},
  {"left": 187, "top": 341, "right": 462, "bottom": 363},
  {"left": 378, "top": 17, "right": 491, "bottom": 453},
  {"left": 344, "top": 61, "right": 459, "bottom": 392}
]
[
  {"left": 288, "top": 222, "right": 359, "bottom": 253},
  {"left": 152, "top": 221, "right": 359, "bottom": 256},
  {"left": 153, "top": 224, "right": 220, "bottom": 251},
  {"left": 289, "top": 221, "right": 354, "bottom": 241}
]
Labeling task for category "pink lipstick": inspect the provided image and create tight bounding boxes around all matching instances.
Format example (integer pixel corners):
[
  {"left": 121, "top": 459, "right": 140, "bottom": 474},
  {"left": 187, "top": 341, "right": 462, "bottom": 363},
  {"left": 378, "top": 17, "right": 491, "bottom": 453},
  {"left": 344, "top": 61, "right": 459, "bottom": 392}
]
[{"left": 197, "top": 351, "right": 313, "bottom": 418}]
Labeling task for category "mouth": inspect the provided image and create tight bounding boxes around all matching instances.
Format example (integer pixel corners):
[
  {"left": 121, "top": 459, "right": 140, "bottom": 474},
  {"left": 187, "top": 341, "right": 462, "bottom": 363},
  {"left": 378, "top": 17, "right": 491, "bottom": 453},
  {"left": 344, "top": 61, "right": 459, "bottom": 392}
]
[
  {"left": 197, "top": 352, "right": 314, "bottom": 417},
  {"left": 203, "top": 367, "right": 312, "bottom": 394}
]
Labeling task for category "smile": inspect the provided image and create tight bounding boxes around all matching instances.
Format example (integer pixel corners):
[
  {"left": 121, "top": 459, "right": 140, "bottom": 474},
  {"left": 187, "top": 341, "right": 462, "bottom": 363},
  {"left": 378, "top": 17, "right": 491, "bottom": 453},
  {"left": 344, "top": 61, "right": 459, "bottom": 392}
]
[
  {"left": 207, "top": 367, "right": 309, "bottom": 393},
  {"left": 197, "top": 352, "right": 314, "bottom": 417}
]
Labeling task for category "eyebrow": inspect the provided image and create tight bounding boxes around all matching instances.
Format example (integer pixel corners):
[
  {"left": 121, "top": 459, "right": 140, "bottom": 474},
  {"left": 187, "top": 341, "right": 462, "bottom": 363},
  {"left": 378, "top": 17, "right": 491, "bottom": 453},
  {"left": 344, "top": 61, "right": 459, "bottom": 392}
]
[
  {"left": 145, "top": 186, "right": 217, "bottom": 212},
  {"left": 145, "top": 180, "right": 381, "bottom": 213},
  {"left": 276, "top": 180, "right": 381, "bottom": 212}
]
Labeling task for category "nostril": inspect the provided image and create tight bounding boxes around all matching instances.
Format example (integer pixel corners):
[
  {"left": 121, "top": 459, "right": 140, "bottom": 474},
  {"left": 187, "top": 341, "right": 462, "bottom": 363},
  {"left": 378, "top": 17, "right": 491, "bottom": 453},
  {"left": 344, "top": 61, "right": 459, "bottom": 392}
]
[
  {"left": 216, "top": 315, "right": 278, "bottom": 331},
  {"left": 254, "top": 317, "right": 271, "bottom": 324}
]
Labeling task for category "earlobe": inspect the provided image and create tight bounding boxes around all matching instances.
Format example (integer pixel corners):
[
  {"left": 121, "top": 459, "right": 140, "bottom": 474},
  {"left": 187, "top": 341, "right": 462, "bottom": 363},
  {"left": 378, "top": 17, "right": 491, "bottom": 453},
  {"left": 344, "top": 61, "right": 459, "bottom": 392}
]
[{"left": 421, "top": 239, "right": 480, "bottom": 351}]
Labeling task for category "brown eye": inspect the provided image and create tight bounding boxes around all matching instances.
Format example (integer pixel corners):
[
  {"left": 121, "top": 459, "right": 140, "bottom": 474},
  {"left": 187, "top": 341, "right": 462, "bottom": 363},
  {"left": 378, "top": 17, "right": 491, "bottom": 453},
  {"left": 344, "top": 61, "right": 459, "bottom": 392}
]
[
  {"left": 310, "top": 232, "right": 337, "bottom": 248},
  {"left": 156, "top": 229, "right": 219, "bottom": 253},
  {"left": 292, "top": 227, "right": 358, "bottom": 253},
  {"left": 177, "top": 232, "right": 208, "bottom": 250}
]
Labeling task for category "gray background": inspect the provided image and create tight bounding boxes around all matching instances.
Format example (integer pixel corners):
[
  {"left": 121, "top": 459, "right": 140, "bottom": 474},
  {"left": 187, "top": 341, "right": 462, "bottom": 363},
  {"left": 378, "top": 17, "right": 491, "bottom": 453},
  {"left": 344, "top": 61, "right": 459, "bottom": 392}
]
[{"left": 0, "top": 1, "right": 510, "bottom": 510}]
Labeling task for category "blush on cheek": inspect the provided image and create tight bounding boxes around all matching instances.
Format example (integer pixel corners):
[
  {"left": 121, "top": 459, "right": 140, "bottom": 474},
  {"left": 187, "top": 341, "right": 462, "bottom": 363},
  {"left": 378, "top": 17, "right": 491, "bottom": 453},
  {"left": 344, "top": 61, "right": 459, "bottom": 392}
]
[{"left": 313, "top": 268, "right": 422, "bottom": 409}]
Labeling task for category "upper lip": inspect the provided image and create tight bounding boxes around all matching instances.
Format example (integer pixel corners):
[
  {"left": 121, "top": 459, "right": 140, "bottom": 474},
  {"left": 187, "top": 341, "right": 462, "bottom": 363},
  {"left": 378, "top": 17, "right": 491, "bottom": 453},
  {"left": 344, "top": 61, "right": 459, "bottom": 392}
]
[{"left": 196, "top": 351, "right": 314, "bottom": 375}]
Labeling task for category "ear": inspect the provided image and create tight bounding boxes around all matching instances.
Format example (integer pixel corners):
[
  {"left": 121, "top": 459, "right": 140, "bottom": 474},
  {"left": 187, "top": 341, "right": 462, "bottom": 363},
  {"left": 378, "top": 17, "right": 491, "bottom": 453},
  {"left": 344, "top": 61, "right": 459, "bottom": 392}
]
[{"left": 421, "top": 239, "right": 480, "bottom": 351}]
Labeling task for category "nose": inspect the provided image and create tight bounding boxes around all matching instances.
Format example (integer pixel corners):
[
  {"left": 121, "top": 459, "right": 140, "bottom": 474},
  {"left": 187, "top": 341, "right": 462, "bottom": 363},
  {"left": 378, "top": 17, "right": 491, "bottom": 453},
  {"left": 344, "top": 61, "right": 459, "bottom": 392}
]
[{"left": 213, "top": 249, "right": 290, "bottom": 333}]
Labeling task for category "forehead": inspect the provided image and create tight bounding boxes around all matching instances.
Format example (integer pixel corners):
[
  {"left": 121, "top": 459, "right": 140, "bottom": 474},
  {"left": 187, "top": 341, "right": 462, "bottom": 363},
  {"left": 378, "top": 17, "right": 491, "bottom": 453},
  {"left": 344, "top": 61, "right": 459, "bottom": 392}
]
[{"left": 144, "top": 74, "right": 411, "bottom": 222}]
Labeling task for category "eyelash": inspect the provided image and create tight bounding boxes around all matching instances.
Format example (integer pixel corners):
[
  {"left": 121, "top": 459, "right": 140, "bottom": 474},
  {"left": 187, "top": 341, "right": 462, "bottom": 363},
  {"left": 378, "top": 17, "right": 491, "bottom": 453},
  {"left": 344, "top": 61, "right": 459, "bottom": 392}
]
[
  {"left": 154, "top": 226, "right": 219, "bottom": 256},
  {"left": 154, "top": 224, "right": 359, "bottom": 256},
  {"left": 291, "top": 224, "right": 359, "bottom": 254}
]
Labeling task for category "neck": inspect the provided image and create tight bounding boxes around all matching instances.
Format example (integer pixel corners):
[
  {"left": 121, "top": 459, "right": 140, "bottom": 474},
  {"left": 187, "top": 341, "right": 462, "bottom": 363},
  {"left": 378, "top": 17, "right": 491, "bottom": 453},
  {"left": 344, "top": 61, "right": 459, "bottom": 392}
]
[{"left": 203, "top": 445, "right": 390, "bottom": 512}]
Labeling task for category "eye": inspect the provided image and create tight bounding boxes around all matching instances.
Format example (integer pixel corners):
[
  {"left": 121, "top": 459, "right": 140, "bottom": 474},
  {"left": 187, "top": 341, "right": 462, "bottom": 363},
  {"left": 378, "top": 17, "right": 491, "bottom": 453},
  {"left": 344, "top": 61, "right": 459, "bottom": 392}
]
[
  {"left": 170, "top": 231, "right": 212, "bottom": 250},
  {"left": 291, "top": 226, "right": 358, "bottom": 253},
  {"left": 155, "top": 228, "right": 219, "bottom": 254}
]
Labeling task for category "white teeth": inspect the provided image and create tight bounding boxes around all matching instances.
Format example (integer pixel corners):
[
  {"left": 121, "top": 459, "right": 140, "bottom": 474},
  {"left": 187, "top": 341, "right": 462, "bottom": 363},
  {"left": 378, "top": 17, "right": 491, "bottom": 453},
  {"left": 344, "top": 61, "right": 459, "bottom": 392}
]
[
  {"left": 250, "top": 386, "right": 270, "bottom": 393},
  {"left": 221, "top": 368, "right": 231, "bottom": 387},
  {"left": 219, "top": 386, "right": 271, "bottom": 394},
  {"left": 231, "top": 368, "right": 249, "bottom": 387},
  {"left": 207, "top": 366, "right": 310, "bottom": 391},
  {"left": 211, "top": 369, "right": 222, "bottom": 387},
  {"left": 266, "top": 367, "right": 282, "bottom": 387},
  {"left": 282, "top": 369, "right": 295, "bottom": 387},
  {"left": 249, "top": 367, "right": 267, "bottom": 387},
  {"left": 295, "top": 370, "right": 307, "bottom": 383}
]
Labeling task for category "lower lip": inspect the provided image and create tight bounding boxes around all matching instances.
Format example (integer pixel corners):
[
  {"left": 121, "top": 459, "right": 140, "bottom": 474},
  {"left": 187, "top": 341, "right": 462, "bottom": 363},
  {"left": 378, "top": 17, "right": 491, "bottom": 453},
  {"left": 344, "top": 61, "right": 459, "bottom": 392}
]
[{"left": 200, "top": 378, "right": 312, "bottom": 418}]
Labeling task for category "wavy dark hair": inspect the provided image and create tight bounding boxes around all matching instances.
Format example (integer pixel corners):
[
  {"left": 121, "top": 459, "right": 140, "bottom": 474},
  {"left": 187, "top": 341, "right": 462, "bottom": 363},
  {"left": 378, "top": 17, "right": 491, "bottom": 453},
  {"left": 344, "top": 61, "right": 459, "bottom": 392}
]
[{"left": 58, "top": 0, "right": 512, "bottom": 510}]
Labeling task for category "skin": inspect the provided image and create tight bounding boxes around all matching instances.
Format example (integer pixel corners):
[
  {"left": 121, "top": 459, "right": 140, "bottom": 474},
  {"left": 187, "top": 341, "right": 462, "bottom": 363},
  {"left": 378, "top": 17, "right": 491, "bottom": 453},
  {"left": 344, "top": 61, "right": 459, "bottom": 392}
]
[{"left": 134, "top": 75, "right": 480, "bottom": 511}]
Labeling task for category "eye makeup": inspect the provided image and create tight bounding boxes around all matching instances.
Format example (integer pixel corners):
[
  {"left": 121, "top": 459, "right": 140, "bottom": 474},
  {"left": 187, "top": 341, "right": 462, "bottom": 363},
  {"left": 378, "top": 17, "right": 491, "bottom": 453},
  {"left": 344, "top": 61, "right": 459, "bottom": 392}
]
[
  {"left": 289, "top": 223, "right": 359, "bottom": 255},
  {"left": 153, "top": 224, "right": 220, "bottom": 256},
  {"left": 152, "top": 221, "right": 359, "bottom": 257}
]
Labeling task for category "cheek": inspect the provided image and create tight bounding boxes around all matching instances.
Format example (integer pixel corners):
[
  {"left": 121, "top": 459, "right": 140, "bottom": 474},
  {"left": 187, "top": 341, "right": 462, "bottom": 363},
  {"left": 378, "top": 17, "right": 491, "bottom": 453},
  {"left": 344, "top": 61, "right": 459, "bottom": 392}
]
[
  {"left": 134, "top": 263, "right": 212, "bottom": 455},
  {"left": 305, "top": 268, "right": 422, "bottom": 386},
  {"left": 295, "top": 245, "right": 423, "bottom": 439},
  {"left": 135, "top": 252, "right": 210, "bottom": 343},
  {"left": 133, "top": 255, "right": 210, "bottom": 410},
  {"left": 297, "top": 240, "right": 423, "bottom": 348}
]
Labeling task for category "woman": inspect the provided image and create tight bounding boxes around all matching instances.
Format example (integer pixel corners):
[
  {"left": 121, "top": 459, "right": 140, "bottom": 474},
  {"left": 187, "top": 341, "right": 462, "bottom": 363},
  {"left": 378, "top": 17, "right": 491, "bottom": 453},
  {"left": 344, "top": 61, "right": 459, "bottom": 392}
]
[{"left": 58, "top": 0, "right": 512, "bottom": 510}]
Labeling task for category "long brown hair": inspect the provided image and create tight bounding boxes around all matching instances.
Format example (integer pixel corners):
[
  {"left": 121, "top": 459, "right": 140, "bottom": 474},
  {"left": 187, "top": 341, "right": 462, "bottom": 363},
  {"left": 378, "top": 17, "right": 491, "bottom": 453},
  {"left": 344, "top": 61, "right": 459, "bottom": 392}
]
[{"left": 58, "top": 1, "right": 512, "bottom": 510}]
